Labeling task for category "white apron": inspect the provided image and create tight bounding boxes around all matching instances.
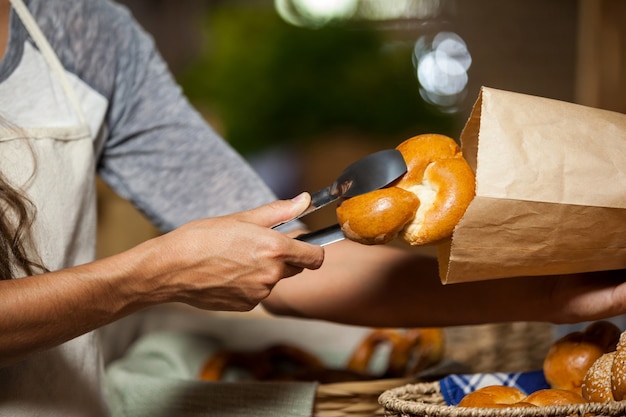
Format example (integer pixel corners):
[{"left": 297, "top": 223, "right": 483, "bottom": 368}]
[{"left": 0, "top": 0, "right": 107, "bottom": 415}]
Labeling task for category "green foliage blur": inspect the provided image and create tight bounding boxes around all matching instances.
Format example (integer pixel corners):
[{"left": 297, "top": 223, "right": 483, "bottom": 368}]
[{"left": 177, "top": 4, "right": 455, "bottom": 156}]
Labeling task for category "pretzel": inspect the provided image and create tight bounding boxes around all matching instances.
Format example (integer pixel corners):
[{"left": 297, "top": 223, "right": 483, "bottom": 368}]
[
  {"left": 346, "top": 328, "right": 444, "bottom": 378},
  {"left": 336, "top": 134, "right": 475, "bottom": 246},
  {"left": 198, "top": 343, "right": 325, "bottom": 382}
]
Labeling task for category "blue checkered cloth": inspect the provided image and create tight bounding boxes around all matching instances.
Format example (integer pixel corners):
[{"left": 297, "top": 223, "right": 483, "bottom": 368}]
[{"left": 439, "top": 370, "right": 550, "bottom": 405}]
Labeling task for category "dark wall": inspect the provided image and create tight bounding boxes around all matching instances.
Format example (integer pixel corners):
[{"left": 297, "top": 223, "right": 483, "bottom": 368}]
[
  {"left": 452, "top": 0, "right": 577, "bottom": 107},
  {"left": 118, "top": 0, "right": 578, "bottom": 113}
]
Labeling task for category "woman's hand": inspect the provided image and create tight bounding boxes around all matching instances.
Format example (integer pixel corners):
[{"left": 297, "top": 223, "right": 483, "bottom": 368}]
[{"left": 130, "top": 192, "right": 324, "bottom": 311}]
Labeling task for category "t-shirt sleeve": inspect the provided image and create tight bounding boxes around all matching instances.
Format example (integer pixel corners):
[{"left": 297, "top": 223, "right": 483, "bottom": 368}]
[{"left": 75, "top": 0, "right": 277, "bottom": 232}]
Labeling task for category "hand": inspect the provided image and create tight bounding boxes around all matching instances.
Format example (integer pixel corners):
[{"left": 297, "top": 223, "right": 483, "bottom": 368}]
[
  {"left": 542, "top": 269, "right": 626, "bottom": 324},
  {"left": 133, "top": 193, "right": 324, "bottom": 311}
]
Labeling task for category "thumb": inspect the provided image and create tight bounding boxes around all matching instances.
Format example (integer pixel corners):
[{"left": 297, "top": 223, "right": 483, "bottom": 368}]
[{"left": 241, "top": 192, "right": 312, "bottom": 228}]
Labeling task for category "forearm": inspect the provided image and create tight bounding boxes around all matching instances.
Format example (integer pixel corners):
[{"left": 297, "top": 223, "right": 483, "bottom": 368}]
[
  {"left": 264, "top": 241, "right": 626, "bottom": 327},
  {"left": 0, "top": 240, "right": 164, "bottom": 366}
]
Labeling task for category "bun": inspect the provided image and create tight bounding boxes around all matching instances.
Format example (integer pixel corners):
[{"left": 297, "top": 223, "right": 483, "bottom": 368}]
[
  {"left": 457, "top": 385, "right": 527, "bottom": 408},
  {"left": 579, "top": 329, "right": 626, "bottom": 402},
  {"left": 523, "top": 388, "right": 587, "bottom": 406},
  {"left": 543, "top": 321, "right": 620, "bottom": 395},
  {"left": 584, "top": 320, "right": 621, "bottom": 351},
  {"left": 582, "top": 351, "right": 615, "bottom": 402},
  {"left": 611, "top": 331, "right": 626, "bottom": 400},
  {"left": 336, "top": 134, "right": 475, "bottom": 246},
  {"left": 458, "top": 386, "right": 587, "bottom": 408}
]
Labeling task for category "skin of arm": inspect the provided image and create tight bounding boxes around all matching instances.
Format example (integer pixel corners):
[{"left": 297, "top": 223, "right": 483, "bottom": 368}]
[
  {"left": 263, "top": 238, "right": 626, "bottom": 327},
  {"left": 0, "top": 194, "right": 324, "bottom": 367}
]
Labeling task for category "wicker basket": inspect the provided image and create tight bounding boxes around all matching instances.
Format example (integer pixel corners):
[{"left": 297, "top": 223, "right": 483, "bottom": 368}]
[
  {"left": 378, "top": 380, "right": 626, "bottom": 417},
  {"left": 375, "top": 321, "right": 626, "bottom": 417},
  {"left": 314, "top": 378, "right": 414, "bottom": 417}
]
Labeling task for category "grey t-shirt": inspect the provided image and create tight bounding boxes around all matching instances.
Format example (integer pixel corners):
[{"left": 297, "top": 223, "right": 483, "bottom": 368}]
[{"left": 0, "top": 0, "right": 277, "bottom": 233}]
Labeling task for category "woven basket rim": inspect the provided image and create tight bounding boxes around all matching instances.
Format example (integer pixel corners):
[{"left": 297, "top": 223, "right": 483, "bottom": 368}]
[
  {"left": 378, "top": 380, "right": 626, "bottom": 417},
  {"left": 313, "top": 377, "right": 413, "bottom": 417},
  {"left": 316, "top": 377, "right": 413, "bottom": 397}
]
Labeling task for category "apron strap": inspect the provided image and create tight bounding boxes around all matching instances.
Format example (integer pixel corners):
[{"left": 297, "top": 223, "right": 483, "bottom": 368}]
[{"left": 9, "top": 0, "right": 88, "bottom": 127}]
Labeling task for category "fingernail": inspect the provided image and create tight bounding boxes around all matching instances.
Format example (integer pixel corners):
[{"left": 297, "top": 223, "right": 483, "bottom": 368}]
[{"left": 291, "top": 192, "right": 307, "bottom": 203}]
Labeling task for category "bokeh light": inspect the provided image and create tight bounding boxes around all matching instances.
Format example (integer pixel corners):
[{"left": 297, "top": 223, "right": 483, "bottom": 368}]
[
  {"left": 274, "top": 0, "right": 470, "bottom": 113},
  {"left": 359, "top": 0, "right": 442, "bottom": 21},
  {"left": 275, "top": 0, "right": 443, "bottom": 27},
  {"left": 275, "top": 0, "right": 358, "bottom": 27},
  {"left": 412, "top": 31, "right": 471, "bottom": 111}
]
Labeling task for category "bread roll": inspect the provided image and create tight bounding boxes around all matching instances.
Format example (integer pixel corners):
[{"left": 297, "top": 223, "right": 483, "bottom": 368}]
[
  {"left": 458, "top": 386, "right": 587, "bottom": 408},
  {"left": 543, "top": 321, "right": 620, "bottom": 395},
  {"left": 582, "top": 351, "right": 615, "bottom": 402},
  {"left": 523, "top": 388, "right": 587, "bottom": 406},
  {"left": 457, "top": 385, "right": 527, "bottom": 408},
  {"left": 584, "top": 320, "right": 621, "bottom": 352},
  {"left": 336, "top": 134, "right": 475, "bottom": 246},
  {"left": 611, "top": 331, "right": 626, "bottom": 401}
]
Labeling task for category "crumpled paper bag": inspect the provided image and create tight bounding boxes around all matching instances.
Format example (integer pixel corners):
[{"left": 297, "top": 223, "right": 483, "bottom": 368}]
[{"left": 439, "top": 86, "right": 626, "bottom": 283}]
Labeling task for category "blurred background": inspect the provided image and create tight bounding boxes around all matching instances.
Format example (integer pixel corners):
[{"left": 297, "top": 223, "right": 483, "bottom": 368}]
[{"left": 96, "top": 0, "right": 626, "bottom": 259}]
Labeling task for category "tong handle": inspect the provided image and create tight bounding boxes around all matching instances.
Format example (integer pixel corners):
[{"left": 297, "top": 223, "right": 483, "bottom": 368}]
[
  {"left": 271, "top": 187, "right": 334, "bottom": 230},
  {"left": 295, "top": 224, "right": 345, "bottom": 246}
]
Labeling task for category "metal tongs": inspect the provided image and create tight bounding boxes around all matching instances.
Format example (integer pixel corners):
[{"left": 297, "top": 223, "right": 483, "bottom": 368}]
[{"left": 273, "top": 149, "right": 408, "bottom": 246}]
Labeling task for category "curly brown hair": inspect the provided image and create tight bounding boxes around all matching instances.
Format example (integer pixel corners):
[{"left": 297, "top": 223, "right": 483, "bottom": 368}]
[
  {"left": 0, "top": 170, "right": 48, "bottom": 279},
  {"left": 0, "top": 119, "right": 47, "bottom": 279}
]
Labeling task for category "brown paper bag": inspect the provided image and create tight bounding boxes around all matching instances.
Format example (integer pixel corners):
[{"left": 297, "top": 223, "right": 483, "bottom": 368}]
[{"left": 439, "top": 86, "right": 626, "bottom": 284}]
